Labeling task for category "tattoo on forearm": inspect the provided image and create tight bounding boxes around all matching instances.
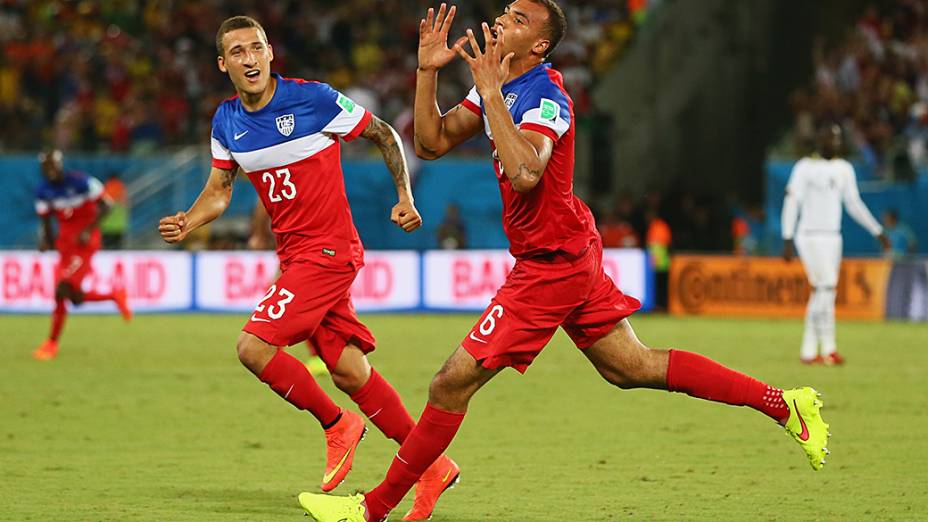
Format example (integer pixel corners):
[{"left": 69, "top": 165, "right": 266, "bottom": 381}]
[
  {"left": 221, "top": 169, "right": 236, "bottom": 188},
  {"left": 363, "top": 117, "right": 411, "bottom": 193},
  {"left": 509, "top": 163, "right": 541, "bottom": 185}
]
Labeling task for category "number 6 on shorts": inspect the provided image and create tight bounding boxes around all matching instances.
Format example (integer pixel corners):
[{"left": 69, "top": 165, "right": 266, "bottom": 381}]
[{"left": 479, "top": 304, "right": 504, "bottom": 335}]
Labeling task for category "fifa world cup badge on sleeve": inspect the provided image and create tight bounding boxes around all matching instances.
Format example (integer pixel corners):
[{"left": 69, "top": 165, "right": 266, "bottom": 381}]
[
  {"left": 540, "top": 98, "right": 559, "bottom": 121},
  {"left": 337, "top": 94, "right": 356, "bottom": 113}
]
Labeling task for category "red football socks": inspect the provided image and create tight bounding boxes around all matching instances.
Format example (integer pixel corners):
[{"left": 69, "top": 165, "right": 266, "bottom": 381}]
[
  {"left": 49, "top": 298, "right": 67, "bottom": 341},
  {"left": 259, "top": 349, "right": 341, "bottom": 427},
  {"left": 82, "top": 290, "right": 115, "bottom": 302},
  {"left": 350, "top": 369, "right": 415, "bottom": 444},
  {"left": 365, "top": 403, "right": 465, "bottom": 520},
  {"left": 666, "top": 349, "right": 788, "bottom": 422}
]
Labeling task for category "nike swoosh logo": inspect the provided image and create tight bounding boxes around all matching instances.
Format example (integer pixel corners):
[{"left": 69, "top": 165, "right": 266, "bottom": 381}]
[
  {"left": 468, "top": 332, "right": 487, "bottom": 344},
  {"left": 441, "top": 468, "right": 454, "bottom": 483},
  {"left": 322, "top": 447, "right": 354, "bottom": 484},
  {"left": 793, "top": 399, "right": 810, "bottom": 441},
  {"left": 284, "top": 384, "right": 295, "bottom": 400},
  {"left": 250, "top": 314, "right": 271, "bottom": 323},
  {"left": 234, "top": 130, "right": 248, "bottom": 140}
]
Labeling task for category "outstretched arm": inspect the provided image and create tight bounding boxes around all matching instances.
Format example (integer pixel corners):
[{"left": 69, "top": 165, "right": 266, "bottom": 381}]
[
  {"left": 159, "top": 167, "right": 236, "bottom": 243},
  {"left": 360, "top": 115, "right": 423, "bottom": 232}
]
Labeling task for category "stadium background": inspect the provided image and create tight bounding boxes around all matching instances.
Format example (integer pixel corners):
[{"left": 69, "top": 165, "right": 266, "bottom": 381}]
[{"left": 1, "top": 1, "right": 927, "bottom": 520}]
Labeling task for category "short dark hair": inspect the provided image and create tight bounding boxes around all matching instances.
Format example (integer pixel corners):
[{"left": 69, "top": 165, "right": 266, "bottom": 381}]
[
  {"left": 216, "top": 16, "right": 267, "bottom": 57},
  {"left": 527, "top": 0, "right": 567, "bottom": 57}
]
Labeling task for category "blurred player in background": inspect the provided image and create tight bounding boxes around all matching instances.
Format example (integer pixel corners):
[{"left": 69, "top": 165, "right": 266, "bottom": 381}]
[
  {"left": 781, "top": 124, "right": 890, "bottom": 365},
  {"left": 248, "top": 202, "right": 329, "bottom": 377},
  {"left": 299, "top": 3, "right": 831, "bottom": 521},
  {"left": 158, "top": 17, "right": 455, "bottom": 513},
  {"left": 33, "top": 149, "right": 132, "bottom": 361}
]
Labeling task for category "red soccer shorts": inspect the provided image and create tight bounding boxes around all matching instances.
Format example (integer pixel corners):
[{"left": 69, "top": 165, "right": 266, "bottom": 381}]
[
  {"left": 242, "top": 260, "right": 375, "bottom": 369},
  {"left": 461, "top": 242, "right": 641, "bottom": 373}
]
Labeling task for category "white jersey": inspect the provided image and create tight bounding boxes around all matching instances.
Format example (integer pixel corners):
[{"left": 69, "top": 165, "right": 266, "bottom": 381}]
[{"left": 780, "top": 157, "right": 883, "bottom": 240}]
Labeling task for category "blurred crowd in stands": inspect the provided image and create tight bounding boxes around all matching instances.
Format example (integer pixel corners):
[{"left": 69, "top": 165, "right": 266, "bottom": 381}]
[
  {"left": 784, "top": 0, "right": 928, "bottom": 181},
  {"left": 0, "top": 0, "right": 642, "bottom": 153},
  {"left": 6, "top": 1, "right": 915, "bottom": 261}
]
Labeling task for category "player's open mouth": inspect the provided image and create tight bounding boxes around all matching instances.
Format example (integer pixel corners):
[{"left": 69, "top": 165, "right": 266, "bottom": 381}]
[{"left": 244, "top": 70, "right": 260, "bottom": 81}]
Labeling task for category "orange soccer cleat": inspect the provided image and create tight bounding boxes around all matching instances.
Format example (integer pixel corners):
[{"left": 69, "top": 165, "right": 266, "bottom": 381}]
[
  {"left": 320, "top": 409, "right": 367, "bottom": 492},
  {"left": 403, "top": 455, "right": 460, "bottom": 521},
  {"left": 822, "top": 352, "right": 845, "bottom": 366},
  {"left": 32, "top": 339, "right": 59, "bottom": 361},
  {"left": 113, "top": 289, "right": 133, "bottom": 322},
  {"left": 800, "top": 355, "right": 825, "bottom": 365}
]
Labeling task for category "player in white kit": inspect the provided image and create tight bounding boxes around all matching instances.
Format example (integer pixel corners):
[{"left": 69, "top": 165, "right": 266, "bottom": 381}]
[{"left": 781, "top": 125, "right": 890, "bottom": 365}]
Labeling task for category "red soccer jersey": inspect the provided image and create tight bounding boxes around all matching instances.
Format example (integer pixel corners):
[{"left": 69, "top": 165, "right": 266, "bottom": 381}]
[
  {"left": 210, "top": 74, "right": 372, "bottom": 269},
  {"left": 461, "top": 63, "right": 599, "bottom": 259},
  {"left": 34, "top": 172, "right": 104, "bottom": 250}
]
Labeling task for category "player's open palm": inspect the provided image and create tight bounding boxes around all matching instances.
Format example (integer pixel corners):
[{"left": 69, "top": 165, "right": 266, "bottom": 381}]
[
  {"left": 456, "top": 23, "right": 514, "bottom": 98},
  {"left": 159, "top": 211, "right": 189, "bottom": 244},
  {"left": 419, "top": 3, "right": 465, "bottom": 71},
  {"left": 391, "top": 201, "right": 423, "bottom": 233}
]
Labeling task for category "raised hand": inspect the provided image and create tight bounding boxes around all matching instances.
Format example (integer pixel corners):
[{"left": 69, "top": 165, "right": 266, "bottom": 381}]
[
  {"left": 418, "top": 3, "right": 466, "bottom": 71},
  {"left": 159, "top": 211, "right": 189, "bottom": 244},
  {"left": 454, "top": 22, "right": 514, "bottom": 98},
  {"left": 391, "top": 200, "right": 423, "bottom": 233}
]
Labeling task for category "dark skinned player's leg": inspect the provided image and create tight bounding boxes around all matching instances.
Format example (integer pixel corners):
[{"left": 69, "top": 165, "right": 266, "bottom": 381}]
[
  {"left": 363, "top": 346, "right": 500, "bottom": 521},
  {"left": 52, "top": 281, "right": 79, "bottom": 339},
  {"left": 582, "top": 319, "right": 789, "bottom": 423}
]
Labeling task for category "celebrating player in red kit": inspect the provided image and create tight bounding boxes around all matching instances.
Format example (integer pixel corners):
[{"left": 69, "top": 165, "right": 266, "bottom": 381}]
[
  {"left": 32, "top": 149, "right": 132, "bottom": 361},
  {"left": 157, "top": 16, "right": 455, "bottom": 517},
  {"left": 298, "top": 2, "right": 831, "bottom": 520}
]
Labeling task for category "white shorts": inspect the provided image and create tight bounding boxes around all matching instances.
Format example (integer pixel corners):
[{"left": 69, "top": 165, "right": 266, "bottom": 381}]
[{"left": 795, "top": 233, "right": 842, "bottom": 288}]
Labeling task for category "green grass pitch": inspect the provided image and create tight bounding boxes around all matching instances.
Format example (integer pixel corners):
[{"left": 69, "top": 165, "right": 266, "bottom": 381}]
[{"left": 1, "top": 313, "right": 926, "bottom": 521}]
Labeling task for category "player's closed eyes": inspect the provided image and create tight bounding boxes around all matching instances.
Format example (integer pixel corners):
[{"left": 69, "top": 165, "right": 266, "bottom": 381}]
[{"left": 503, "top": 6, "right": 526, "bottom": 24}]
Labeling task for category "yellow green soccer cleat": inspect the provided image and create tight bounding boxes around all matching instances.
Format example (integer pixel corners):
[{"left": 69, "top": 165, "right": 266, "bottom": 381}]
[
  {"left": 298, "top": 492, "right": 369, "bottom": 522},
  {"left": 782, "top": 387, "right": 830, "bottom": 471}
]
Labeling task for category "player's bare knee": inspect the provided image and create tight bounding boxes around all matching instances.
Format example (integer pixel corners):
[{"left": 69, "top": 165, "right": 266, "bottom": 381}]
[
  {"left": 331, "top": 366, "right": 367, "bottom": 395},
  {"left": 330, "top": 345, "right": 371, "bottom": 394},
  {"left": 236, "top": 333, "right": 272, "bottom": 373}
]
